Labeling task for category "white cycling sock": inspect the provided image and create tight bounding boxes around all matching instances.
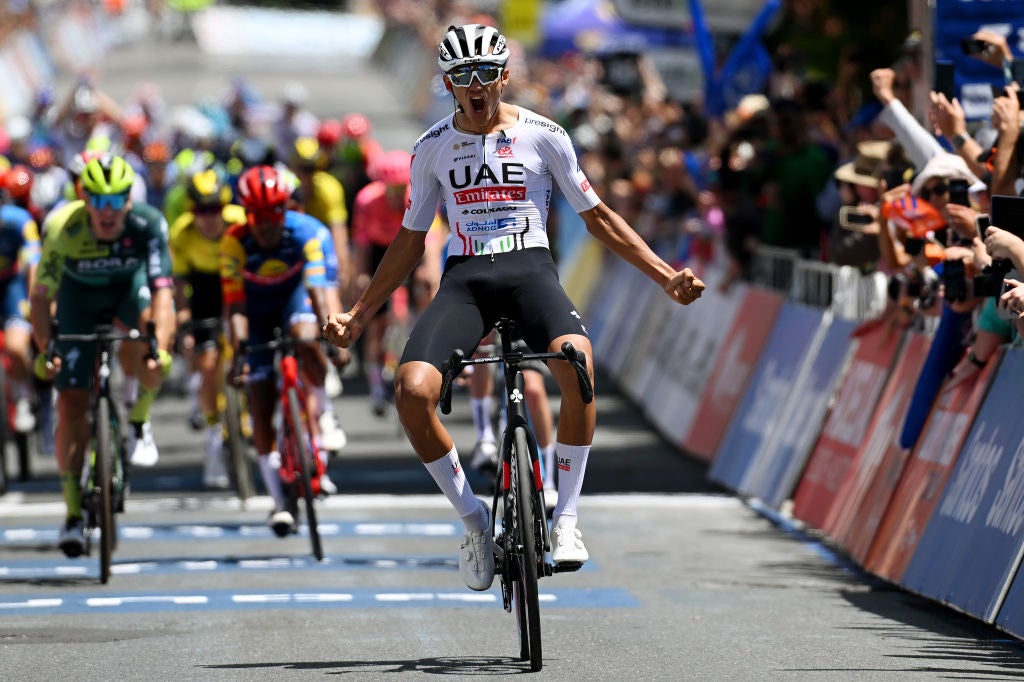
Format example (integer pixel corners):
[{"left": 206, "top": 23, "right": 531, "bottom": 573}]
[
  {"left": 424, "top": 448, "right": 487, "bottom": 531},
  {"left": 310, "top": 385, "right": 329, "bottom": 417},
  {"left": 541, "top": 442, "right": 556, "bottom": 489},
  {"left": 471, "top": 397, "right": 494, "bottom": 443},
  {"left": 552, "top": 442, "right": 590, "bottom": 526},
  {"left": 257, "top": 451, "right": 286, "bottom": 512}
]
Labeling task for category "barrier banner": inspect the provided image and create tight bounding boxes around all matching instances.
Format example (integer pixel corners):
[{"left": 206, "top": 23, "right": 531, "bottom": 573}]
[
  {"left": 791, "top": 323, "right": 903, "bottom": 530},
  {"left": 595, "top": 263, "right": 653, "bottom": 379},
  {"left": 646, "top": 280, "right": 743, "bottom": 444},
  {"left": 684, "top": 287, "right": 783, "bottom": 461},
  {"left": 864, "top": 350, "right": 1000, "bottom": 583},
  {"left": 620, "top": 290, "right": 677, "bottom": 403},
  {"left": 707, "top": 302, "right": 822, "bottom": 490},
  {"left": 902, "top": 348, "right": 1024, "bottom": 622},
  {"left": 831, "top": 332, "right": 931, "bottom": 560},
  {"left": 738, "top": 314, "right": 857, "bottom": 509}
]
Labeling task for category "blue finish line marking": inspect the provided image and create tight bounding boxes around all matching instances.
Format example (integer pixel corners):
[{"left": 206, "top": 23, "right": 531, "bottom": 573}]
[
  {"left": 2, "top": 521, "right": 461, "bottom": 544},
  {"left": 0, "top": 587, "right": 638, "bottom": 614}
]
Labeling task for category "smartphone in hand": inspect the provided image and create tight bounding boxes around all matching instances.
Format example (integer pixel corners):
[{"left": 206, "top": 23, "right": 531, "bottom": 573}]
[{"left": 934, "top": 60, "right": 956, "bottom": 100}]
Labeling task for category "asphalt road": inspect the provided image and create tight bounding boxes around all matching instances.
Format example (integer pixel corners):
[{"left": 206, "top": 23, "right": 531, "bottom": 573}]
[{"left": 1, "top": 14, "right": 1024, "bottom": 680}]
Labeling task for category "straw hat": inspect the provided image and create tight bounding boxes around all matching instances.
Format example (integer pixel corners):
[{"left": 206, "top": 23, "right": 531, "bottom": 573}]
[{"left": 833, "top": 140, "right": 891, "bottom": 188}]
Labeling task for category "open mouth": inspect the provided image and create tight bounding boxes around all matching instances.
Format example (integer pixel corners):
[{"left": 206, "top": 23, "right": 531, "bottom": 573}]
[{"left": 469, "top": 95, "right": 486, "bottom": 114}]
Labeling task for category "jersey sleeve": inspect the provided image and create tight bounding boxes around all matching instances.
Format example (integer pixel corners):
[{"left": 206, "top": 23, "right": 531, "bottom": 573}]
[
  {"left": 220, "top": 226, "right": 247, "bottom": 306},
  {"left": 34, "top": 205, "right": 73, "bottom": 301},
  {"left": 144, "top": 209, "right": 174, "bottom": 290},
  {"left": 535, "top": 121, "right": 601, "bottom": 214},
  {"left": 293, "top": 214, "right": 328, "bottom": 289},
  {"left": 403, "top": 143, "right": 443, "bottom": 232},
  {"left": 18, "top": 217, "right": 41, "bottom": 269},
  {"left": 315, "top": 173, "right": 348, "bottom": 226},
  {"left": 168, "top": 213, "right": 193, "bottom": 277}
]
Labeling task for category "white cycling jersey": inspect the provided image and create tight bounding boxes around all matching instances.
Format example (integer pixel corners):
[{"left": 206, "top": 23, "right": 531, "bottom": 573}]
[{"left": 403, "top": 105, "right": 600, "bottom": 258}]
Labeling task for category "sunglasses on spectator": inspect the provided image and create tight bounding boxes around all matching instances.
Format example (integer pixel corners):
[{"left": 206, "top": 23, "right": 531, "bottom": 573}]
[
  {"left": 87, "top": 192, "right": 130, "bottom": 211},
  {"left": 447, "top": 64, "right": 503, "bottom": 87},
  {"left": 920, "top": 182, "right": 949, "bottom": 199}
]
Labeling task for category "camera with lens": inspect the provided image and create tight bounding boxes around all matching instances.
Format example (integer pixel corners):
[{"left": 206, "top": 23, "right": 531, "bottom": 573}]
[
  {"left": 973, "top": 257, "right": 1014, "bottom": 298},
  {"left": 941, "top": 256, "right": 1011, "bottom": 302},
  {"left": 889, "top": 267, "right": 940, "bottom": 309}
]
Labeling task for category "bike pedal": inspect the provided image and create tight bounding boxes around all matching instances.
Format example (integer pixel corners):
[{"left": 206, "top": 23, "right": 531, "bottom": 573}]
[{"left": 552, "top": 561, "right": 583, "bottom": 573}]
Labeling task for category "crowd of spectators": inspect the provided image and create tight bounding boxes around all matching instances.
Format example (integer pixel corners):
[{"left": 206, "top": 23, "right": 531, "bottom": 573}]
[{"left": 374, "top": 1, "right": 1024, "bottom": 451}]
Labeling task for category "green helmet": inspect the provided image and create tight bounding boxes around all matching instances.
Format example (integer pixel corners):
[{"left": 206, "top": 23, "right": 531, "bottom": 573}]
[{"left": 81, "top": 154, "right": 135, "bottom": 195}]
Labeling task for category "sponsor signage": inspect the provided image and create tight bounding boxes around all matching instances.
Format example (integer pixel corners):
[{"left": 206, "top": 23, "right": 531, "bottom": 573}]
[
  {"left": 831, "top": 333, "right": 931, "bottom": 561},
  {"left": 864, "top": 350, "right": 1000, "bottom": 583},
  {"left": 684, "top": 287, "right": 783, "bottom": 461},
  {"left": 739, "top": 314, "right": 858, "bottom": 509},
  {"left": 902, "top": 348, "right": 1024, "bottom": 622},
  {"left": 791, "top": 324, "right": 904, "bottom": 530},
  {"left": 707, "top": 303, "right": 822, "bottom": 490}
]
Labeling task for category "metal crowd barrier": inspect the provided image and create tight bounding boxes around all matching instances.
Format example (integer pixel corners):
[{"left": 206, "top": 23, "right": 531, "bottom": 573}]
[{"left": 751, "top": 246, "right": 888, "bottom": 322}]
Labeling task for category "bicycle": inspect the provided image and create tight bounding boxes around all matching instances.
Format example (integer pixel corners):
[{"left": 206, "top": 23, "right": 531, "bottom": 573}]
[
  {"left": 440, "top": 317, "right": 594, "bottom": 672},
  {"left": 0, "top": 330, "right": 34, "bottom": 493},
  {"left": 179, "top": 317, "right": 256, "bottom": 501},
  {"left": 235, "top": 330, "right": 328, "bottom": 561},
  {"left": 46, "top": 318, "right": 158, "bottom": 584}
]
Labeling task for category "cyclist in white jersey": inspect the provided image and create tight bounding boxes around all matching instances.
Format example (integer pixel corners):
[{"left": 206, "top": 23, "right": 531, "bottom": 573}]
[{"left": 324, "top": 23, "right": 705, "bottom": 591}]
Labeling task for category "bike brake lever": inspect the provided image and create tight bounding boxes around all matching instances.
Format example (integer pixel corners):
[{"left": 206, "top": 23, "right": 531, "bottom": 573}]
[
  {"left": 439, "top": 349, "right": 465, "bottom": 415},
  {"left": 561, "top": 342, "right": 594, "bottom": 404}
]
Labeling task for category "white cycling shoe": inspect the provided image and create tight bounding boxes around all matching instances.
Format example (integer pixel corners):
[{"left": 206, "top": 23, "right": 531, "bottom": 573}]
[
  {"left": 459, "top": 508, "right": 496, "bottom": 591},
  {"left": 128, "top": 422, "right": 159, "bottom": 467},
  {"left": 552, "top": 523, "right": 589, "bottom": 567}
]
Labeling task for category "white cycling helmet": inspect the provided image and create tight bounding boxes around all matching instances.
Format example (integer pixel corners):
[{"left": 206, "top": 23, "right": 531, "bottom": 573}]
[{"left": 437, "top": 24, "right": 509, "bottom": 72}]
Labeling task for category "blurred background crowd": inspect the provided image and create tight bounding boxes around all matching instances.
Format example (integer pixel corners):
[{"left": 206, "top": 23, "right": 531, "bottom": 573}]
[{"left": 3, "top": 0, "right": 1024, "bottom": 409}]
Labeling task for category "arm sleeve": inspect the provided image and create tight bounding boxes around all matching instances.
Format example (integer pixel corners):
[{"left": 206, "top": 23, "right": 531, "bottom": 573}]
[
  {"left": 300, "top": 224, "right": 328, "bottom": 289},
  {"left": 168, "top": 215, "right": 191, "bottom": 277},
  {"left": 147, "top": 214, "right": 174, "bottom": 290},
  {"left": 18, "top": 218, "right": 41, "bottom": 269},
  {"left": 34, "top": 213, "right": 66, "bottom": 300},
  {"left": 877, "top": 99, "right": 945, "bottom": 170},
  {"left": 403, "top": 144, "right": 443, "bottom": 231},
  {"left": 536, "top": 123, "right": 601, "bottom": 214},
  {"left": 220, "top": 232, "right": 247, "bottom": 306}
]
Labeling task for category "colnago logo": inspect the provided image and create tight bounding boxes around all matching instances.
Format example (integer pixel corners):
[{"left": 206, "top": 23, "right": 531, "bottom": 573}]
[
  {"left": 453, "top": 186, "right": 526, "bottom": 205},
  {"left": 76, "top": 256, "right": 141, "bottom": 271}
]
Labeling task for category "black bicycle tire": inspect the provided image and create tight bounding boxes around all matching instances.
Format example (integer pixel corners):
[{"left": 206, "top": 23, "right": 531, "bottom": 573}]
[
  {"left": 96, "top": 396, "right": 114, "bottom": 584},
  {"left": 224, "top": 385, "right": 255, "bottom": 500},
  {"left": 15, "top": 431, "right": 30, "bottom": 482},
  {"left": 513, "top": 425, "right": 543, "bottom": 671},
  {"left": 287, "top": 387, "right": 323, "bottom": 561}
]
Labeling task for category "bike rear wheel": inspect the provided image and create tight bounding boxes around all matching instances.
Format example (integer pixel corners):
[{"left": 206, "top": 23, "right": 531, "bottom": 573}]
[
  {"left": 511, "top": 425, "right": 543, "bottom": 671},
  {"left": 287, "top": 387, "right": 323, "bottom": 561},
  {"left": 224, "top": 384, "right": 255, "bottom": 500},
  {"left": 96, "top": 397, "right": 115, "bottom": 583}
]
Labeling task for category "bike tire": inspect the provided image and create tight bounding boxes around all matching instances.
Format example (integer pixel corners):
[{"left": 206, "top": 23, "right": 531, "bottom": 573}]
[
  {"left": 512, "top": 425, "right": 543, "bottom": 671},
  {"left": 96, "top": 397, "right": 115, "bottom": 584},
  {"left": 15, "top": 431, "right": 30, "bottom": 482},
  {"left": 224, "top": 384, "right": 255, "bottom": 500},
  {"left": 287, "top": 387, "right": 323, "bottom": 561}
]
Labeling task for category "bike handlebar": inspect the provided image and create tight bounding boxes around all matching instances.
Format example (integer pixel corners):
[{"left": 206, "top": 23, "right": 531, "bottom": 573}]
[
  {"left": 48, "top": 320, "right": 159, "bottom": 363},
  {"left": 439, "top": 341, "right": 594, "bottom": 415}
]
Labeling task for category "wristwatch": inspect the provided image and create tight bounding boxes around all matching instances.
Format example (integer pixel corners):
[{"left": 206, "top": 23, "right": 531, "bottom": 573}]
[
  {"left": 967, "top": 350, "right": 986, "bottom": 368},
  {"left": 952, "top": 132, "right": 970, "bottom": 149}
]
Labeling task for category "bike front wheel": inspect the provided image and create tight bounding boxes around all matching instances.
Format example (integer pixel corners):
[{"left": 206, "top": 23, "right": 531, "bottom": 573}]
[
  {"left": 510, "top": 425, "right": 543, "bottom": 671},
  {"left": 223, "top": 384, "right": 255, "bottom": 500},
  {"left": 287, "top": 387, "right": 323, "bottom": 561},
  {"left": 95, "top": 396, "right": 115, "bottom": 583}
]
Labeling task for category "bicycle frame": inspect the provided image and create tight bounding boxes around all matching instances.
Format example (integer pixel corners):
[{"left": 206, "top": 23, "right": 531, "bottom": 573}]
[{"left": 439, "top": 317, "right": 594, "bottom": 672}]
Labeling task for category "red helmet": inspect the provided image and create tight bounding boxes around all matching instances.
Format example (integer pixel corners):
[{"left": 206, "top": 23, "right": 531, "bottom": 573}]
[
  {"left": 121, "top": 114, "right": 148, "bottom": 140},
  {"left": 237, "top": 165, "right": 291, "bottom": 211},
  {"left": 4, "top": 164, "right": 33, "bottom": 200},
  {"left": 142, "top": 141, "right": 171, "bottom": 165},
  {"left": 316, "top": 119, "right": 343, "bottom": 148},
  {"left": 27, "top": 146, "right": 55, "bottom": 171},
  {"left": 369, "top": 150, "right": 411, "bottom": 185},
  {"left": 342, "top": 113, "right": 370, "bottom": 139}
]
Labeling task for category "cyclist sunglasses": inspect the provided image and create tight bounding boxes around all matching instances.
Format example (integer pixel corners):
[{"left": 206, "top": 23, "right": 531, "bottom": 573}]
[
  {"left": 87, "top": 192, "right": 130, "bottom": 211},
  {"left": 447, "top": 64, "right": 503, "bottom": 87}
]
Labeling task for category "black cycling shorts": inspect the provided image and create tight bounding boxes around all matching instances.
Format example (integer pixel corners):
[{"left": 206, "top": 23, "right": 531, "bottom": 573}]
[{"left": 400, "top": 248, "right": 587, "bottom": 372}]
